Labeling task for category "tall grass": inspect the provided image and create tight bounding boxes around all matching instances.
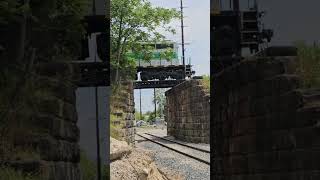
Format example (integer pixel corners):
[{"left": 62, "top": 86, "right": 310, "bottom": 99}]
[
  {"left": 295, "top": 41, "right": 320, "bottom": 88},
  {"left": 200, "top": 75, "right": 210, "bottom": 93},
  {"left": 80, "top": 150, "right": 96, "bottom": 180},
  {"left": 79, "top": 150, "right": 110, "bottom": 180}
]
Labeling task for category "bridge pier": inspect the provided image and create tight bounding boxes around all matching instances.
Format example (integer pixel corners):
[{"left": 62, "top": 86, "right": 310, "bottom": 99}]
[{"left": 165, "top": 80, "right": 210, "bottom": 143}]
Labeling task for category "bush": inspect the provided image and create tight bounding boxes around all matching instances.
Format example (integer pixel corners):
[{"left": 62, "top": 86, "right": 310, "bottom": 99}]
[{"left": 295, "top": 41, "right": 320, "bottom": 88}]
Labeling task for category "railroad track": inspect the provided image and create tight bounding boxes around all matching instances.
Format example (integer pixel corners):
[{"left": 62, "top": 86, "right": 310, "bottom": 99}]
[
  {"left": 136, "top": 133, "right": 210, "bottom": 165},
  {"left": 145, "top": 133, "right": 210, "bottom": 153}
]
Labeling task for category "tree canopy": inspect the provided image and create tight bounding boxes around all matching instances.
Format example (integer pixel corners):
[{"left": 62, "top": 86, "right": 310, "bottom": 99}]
[
  {"left": 111, "top": 0, "right": 180, "bottom": 82},
  {"left": 0, "top": 0, "right": 89, "bottom": 68}
]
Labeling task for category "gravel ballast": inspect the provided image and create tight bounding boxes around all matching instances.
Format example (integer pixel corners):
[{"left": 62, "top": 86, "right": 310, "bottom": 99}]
[{"left": 136, "top": 134, "right": 210, "bottom": 180}]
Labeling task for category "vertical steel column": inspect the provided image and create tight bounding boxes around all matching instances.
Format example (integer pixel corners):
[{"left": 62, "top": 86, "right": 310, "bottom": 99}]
[
  {"left": 94, "top": 84, "right": 101, "bottom": 180},
  {"left": 92, "top": 0, "right": 101, "bottom": 179}
]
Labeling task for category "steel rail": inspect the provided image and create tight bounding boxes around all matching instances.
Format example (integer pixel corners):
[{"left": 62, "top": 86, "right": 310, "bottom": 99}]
[
  {"left": 136, "top": 133, "right": 210, "bottom": 165},
  {"left": 145, "top": 133, "right": 210, "bottom": 153}
]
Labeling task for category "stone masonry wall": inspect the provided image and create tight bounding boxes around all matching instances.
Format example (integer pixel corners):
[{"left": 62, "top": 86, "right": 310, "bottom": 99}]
[
  {"left": 2, "top": 62, "right": 81, "bottom": 180},
  {"left": 110, "top": 81, "right": 135, "bottom": 144},
  {"left": 165, "top": 79, "right": 210, "bottom": 143},
  {"left": 212, "top": 56, "right": 320, "bottom": 179}
]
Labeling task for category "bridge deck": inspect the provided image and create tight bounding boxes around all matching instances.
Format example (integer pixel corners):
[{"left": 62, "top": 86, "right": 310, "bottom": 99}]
[
  {"left": 134, "top": 80, "right": 185, "bottom": 89},
  {"left": 72, "top": 62, "right": 109, "bottom": 87}
]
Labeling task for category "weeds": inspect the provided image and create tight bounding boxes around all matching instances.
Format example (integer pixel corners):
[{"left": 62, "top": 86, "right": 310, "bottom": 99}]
[
  {"left": 80, "top": 150, "right": 96, "bottom": 180},
  {"left": 295, "top": 41, "right": 320, "bottom": 88},
  {"left": 200, "top": 75, "right": 210, "bottom": 93}
]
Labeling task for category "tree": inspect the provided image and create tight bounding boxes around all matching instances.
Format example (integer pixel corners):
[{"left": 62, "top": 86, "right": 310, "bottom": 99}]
[
  {"left": 153, "top": 88, "right": 167, "bottom": 118},
  {"left": 0, "top": 0, "right": 89, "bottom": 65},
  {"left": 141, "top": 44, "right": 154, "bottom": 66},
  {"left": 111, "top": 0, "right": 180, "bottom": 82},
  {"left": 163, "top": 47, "right": 176, "bottom": 65}
]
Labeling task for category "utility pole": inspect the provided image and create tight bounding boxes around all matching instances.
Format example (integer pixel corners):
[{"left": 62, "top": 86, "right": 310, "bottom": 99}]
[
  {"left": 154, "top": 88, "right": 157, "bottom": 120},
  {"left": 140, "top": 89, "right": 142, "bottom": 120},
  {"left": 180, "top": 0, "right": 186, "bottom": 79}
]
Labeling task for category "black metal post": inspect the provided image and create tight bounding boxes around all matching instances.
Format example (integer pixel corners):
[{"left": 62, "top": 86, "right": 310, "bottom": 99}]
[
  {"left": 180, "top": 0, "right": 186, "bottom": 79},
  {"left": 92, "top": 1, "right": 101, "bottom": 179},
  {"left": 94, "top": 85, "right": 101, "bottom": 180}
]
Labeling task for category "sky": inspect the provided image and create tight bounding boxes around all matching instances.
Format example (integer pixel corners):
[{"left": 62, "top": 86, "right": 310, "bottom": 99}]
[
  {"left": 148, "top": 0, "right": 211, "bottom": 76},
  {"left": 134, "top": 0, "right": 210, "bottom": 114},
  {"left": 258, "top": 0, "right": 320, "bottom": 46}
]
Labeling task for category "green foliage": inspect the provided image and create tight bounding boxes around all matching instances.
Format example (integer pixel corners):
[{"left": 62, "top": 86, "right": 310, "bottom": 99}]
[
  {"left": 142, "top": 110, "right": 161, "bottom": 123},
  {"left": 0, "top": 1, "right": 19, "bottom": 24},
  {"left": 0, "top": 0, "right": 90, "bottom": 64},
  {"left": 295, "top": 41, "right": 320, "bottom": 88},
  {"left": 110, "top": 123, "right": 122, "bottom": 139},
  {"left": 135, "top": 110, "right": 146, "bottom": 121},
  {"left": 162, "top": 48, "right": 176, "bottom": 62},
  {"left": 0, "top": 167, "right": 40, "bottom": 180},
  {"left": 31, "top": 0, "right": 90, "bottom": 61},
  {"left": 110, "top": 114, "right": 122, "bottom": 139},
  {"left": 111, "top": 0, "right": 180, "bottom": 81},
  {"left": 147, "top": 112, "right": 156, "bottom": 122},
  {"left": 201, "top": 75, "right": 210, "bottom": 93},
  {"left": 80, "top": 150, "right": 96, "bottom": 180}
]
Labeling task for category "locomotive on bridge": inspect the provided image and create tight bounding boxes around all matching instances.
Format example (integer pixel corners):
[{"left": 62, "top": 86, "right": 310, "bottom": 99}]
[
  {"left": 127, "top": 41, "right": 194, "bottom": 81},
  {"left": 211, "top": 0, "right": 274, "bottom": 72}
]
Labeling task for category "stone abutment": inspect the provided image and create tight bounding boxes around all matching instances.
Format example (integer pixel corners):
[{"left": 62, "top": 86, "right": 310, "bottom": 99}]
[
  {"left": 212, "top": 56, "right": 320, "bottom": 179},
  {"left": 165, "top": 79, "right": 210, "bottom": 143}
]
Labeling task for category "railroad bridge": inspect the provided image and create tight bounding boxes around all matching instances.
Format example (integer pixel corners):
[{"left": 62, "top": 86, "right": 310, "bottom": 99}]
[{"left": 111, "top": 77, "right": 210, "bottom": 145}]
